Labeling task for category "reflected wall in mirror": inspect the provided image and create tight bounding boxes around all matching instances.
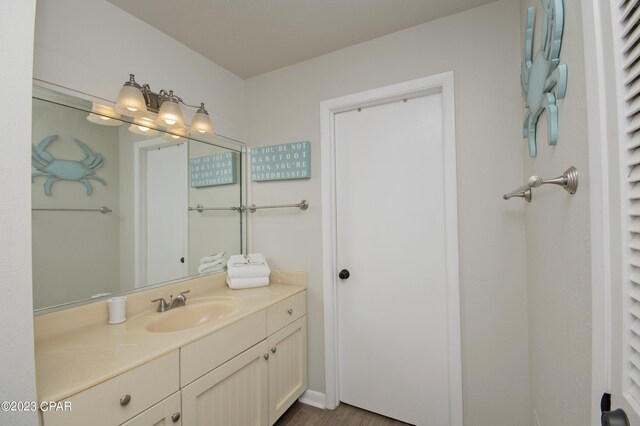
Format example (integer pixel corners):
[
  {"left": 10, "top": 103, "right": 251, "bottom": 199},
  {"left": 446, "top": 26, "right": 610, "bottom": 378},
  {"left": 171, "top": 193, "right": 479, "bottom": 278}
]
[{"left": 31, "top": 86, "right": 245, "bottom": 312}]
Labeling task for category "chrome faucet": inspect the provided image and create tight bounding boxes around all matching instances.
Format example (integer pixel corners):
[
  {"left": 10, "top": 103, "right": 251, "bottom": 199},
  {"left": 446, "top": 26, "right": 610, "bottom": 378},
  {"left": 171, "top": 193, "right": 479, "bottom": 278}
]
[{"left": 151, "top": 290, "right": 190, "bottom": 313}]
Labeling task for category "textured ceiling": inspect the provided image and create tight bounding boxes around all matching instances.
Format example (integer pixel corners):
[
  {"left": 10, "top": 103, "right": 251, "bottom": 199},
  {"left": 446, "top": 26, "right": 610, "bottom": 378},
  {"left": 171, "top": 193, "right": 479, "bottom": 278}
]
[{"left": 107, "top": 0, "right": 498, "bottom": 78}]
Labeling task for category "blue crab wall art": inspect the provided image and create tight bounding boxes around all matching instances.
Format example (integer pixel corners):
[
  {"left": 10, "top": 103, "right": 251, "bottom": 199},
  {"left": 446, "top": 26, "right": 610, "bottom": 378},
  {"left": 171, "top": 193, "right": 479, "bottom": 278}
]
[
  {"left": 521, "top": 0, "right": 567, "bottom": 158},
  {"left": 32, "top": 135, "right": 106, "bottom": 196}
]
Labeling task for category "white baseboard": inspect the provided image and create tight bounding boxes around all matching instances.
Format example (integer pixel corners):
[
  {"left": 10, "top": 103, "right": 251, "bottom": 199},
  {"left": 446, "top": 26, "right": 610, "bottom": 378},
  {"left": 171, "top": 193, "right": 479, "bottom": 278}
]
[{"left": 298, "top": 389, "right": 326, "bottom": 409}]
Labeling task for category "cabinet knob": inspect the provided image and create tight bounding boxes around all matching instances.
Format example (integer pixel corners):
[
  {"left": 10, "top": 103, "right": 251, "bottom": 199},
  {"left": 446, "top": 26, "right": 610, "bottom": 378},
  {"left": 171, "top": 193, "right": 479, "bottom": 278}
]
[
  {"left": 287, "top": 308, "right": 293, "bottom": 315},
  {"left": 171, "top": 412, "right": 181, "bottom": 423},
  {"left": 120, "top": 394, "right": 131, "bottom": 406},
  {"left": 263, "top": 353, "right": 270, "bottom": 360},
  {"left": 271, "top": 347, "right": 277, "bottom": 354}
]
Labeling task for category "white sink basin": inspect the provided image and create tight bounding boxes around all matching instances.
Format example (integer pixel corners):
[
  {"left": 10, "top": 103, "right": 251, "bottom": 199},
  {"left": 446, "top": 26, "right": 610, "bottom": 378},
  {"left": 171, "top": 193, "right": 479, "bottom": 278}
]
[{"left": 145, "top": 296, "right": 242, "bottom": 333}]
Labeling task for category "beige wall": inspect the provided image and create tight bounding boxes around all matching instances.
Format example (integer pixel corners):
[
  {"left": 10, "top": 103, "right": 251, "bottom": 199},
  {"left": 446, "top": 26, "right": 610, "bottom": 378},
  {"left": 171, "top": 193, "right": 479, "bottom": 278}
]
[
  {"left": 0, "top": 0, "right": 38, "bottom": 424},
  {"left": 246, "top": 1, "right": 530, "bottom": 423},
  {"left": 519, "top": 0, "right": 591, "bottom": 425}
]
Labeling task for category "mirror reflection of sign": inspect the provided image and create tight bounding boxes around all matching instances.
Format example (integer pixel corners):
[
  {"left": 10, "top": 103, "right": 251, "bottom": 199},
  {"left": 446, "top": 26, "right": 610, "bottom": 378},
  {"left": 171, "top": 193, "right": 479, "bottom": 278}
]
[
  {"left": 190, "top": 152, "right": 238, "bottom": 187},
  {"left": 251, "top": 141, "right": 311, "bottom": 182}
]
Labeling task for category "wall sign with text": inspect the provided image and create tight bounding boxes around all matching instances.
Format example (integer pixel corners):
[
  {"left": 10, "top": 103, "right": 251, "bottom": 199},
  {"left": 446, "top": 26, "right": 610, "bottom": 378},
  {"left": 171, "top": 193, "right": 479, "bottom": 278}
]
[
  {"left": 190, "top": 152, "right": 238, "bottom": 187},
  {"left": 251, "top": 141, "right": 311, "bottom": 182}
]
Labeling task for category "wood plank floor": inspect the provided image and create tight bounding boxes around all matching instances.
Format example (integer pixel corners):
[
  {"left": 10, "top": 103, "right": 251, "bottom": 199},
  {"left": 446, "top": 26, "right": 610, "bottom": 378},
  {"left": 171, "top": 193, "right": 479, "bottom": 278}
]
[{"left": 274, "top": 401, "right": 412, "bottom": 426}]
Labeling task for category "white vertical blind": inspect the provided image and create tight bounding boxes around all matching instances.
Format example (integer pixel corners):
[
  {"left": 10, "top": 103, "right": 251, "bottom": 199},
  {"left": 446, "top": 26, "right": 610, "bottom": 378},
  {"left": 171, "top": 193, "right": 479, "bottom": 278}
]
[{"left": 619, "top": 0, "right": 640, "bottom": 406}]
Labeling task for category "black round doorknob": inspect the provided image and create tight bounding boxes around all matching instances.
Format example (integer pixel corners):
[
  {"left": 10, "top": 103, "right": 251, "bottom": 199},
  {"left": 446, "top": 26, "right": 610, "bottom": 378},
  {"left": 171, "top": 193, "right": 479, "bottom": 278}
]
[
  {"left": 180, "top": 257, "right": 185, "bottom": 263},
  {"left": 338, "top": 269, "right": 350, "bottom": 280}
]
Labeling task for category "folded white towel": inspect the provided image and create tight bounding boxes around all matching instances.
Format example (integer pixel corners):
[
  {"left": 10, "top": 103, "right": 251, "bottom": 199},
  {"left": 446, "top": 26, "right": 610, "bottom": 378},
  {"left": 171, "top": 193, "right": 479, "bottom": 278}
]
[
  {"left": 226, "top": 275, "right": 269, "bottom": 289},
  {"left": 198, "top": 262, "right": 227, "bottom": 274},
  {"left": 247, "top": 253, "right": 267, "bottom": 265},
  {"left": 228, "top": 254, "right": 249, "bottom": 267},
  {"left": 200, "top": 258, "right": 225, "bottom": 268},
  {"left": 200, "top": 252, "right": 225, "bottom": 264}
]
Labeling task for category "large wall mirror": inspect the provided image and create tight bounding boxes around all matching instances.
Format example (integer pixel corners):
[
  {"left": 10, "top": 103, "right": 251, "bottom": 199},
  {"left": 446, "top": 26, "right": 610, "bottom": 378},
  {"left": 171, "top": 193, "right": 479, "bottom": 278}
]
[{"left": 31, "top": 86, "right": 246, "bottom": 312}]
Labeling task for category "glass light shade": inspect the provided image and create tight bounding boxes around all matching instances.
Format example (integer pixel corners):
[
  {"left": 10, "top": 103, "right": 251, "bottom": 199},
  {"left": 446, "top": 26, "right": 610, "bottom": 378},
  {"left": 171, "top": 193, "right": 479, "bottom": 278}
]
[
  {"left": 157, "top": 99, "right": 184, "bottom": 127},
  {"left": 86, "top": 103, "right": 123, "bottom": 126},
  {"left": 163, "top": 126, "right": 187, "bottom": 142},
  {"left": 190, "top": 110, "right": 214, "bottom": 135},
  {"left": 115, "top": 84, "right": 147, "bottom": 117},
  {"left": 128, "top": 117, "right": 159, "bottom": 136}
]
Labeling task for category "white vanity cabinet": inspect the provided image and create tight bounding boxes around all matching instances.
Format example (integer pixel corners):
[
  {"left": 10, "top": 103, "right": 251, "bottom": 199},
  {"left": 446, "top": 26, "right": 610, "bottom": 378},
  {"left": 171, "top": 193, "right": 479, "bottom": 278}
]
[
  {"left": 181, "top": 291, "right": 308, "bottom": 426},
  {"left": 41, "top": 351, "right": 180, "bottom": 426},
  {"left": 39, "top": 289, "right": 307, "bottom": 426}
]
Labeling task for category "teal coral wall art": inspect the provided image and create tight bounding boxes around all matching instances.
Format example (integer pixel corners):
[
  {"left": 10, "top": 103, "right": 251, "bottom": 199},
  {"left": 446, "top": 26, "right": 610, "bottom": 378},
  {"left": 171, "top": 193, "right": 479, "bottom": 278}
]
[
  {"left": 32, "top": 135, "right": 106, "bottom": 196},
  {"left": 521, "top": 0, "right": 567, "bottom": 158}
]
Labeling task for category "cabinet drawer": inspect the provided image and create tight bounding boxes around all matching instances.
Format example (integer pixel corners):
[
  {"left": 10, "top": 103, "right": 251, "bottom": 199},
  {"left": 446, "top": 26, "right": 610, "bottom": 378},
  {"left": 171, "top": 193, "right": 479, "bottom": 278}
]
[
  {"left": 181, "top": 310, "right": 267, "bottom": 386},
  {"left": 120, "top": 391, "right": 181, "bottom": 426},
  {"left": 42, "top": 351, "right": 179, "bottom": 426},
  {"left": 267, "top": 291, "right": 306, "bottom": 335}
]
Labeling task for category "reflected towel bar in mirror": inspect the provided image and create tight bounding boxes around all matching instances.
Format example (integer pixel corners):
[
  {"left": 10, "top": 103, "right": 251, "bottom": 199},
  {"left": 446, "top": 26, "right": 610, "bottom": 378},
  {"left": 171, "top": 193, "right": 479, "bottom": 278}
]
[
  {"left": 32, "top": 206, "right": 112, "bottom": 214},
  {"left": 189, "top": 204, "right": 243, "bottom": 213},
  {"left": 245, "top": 199, "right": 309, "bottom": 213},
  {"left": 503, "top": 166, "right": 578, "bottom": 203}
]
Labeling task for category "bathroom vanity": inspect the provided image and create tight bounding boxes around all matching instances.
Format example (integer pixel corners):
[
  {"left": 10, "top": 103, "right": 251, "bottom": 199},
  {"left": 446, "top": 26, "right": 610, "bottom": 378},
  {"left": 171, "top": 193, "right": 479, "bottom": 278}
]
[{"left": 34, "top": 270, "right": 307, "bottom": 426}]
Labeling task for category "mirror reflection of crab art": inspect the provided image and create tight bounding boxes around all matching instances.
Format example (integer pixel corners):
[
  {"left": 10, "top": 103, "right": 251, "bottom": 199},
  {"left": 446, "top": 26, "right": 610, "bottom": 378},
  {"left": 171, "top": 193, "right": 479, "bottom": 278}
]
[
  {"left": 32, "top": 135, "right": 106, "bottom": 196},
  {"left": 521, "top": 0, "right": 567, "bottom": 158}
]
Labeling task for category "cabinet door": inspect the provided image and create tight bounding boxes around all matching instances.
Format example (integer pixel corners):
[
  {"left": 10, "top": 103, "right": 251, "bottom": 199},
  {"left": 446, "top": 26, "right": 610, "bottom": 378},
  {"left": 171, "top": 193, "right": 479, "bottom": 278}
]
[
  {"left": 267, "top": 317, "right": 307, "bottom": 425},
  {"left": 120, "top": 392, "right": 181, "bottom": 426},
  {"left": 181, "top": 341, "right": 269, "bottom": 426}
]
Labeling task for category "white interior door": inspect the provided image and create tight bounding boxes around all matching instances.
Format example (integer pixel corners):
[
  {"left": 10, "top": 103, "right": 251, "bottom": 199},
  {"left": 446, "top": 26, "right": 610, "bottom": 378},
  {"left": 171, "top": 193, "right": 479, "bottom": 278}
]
[
  {"left": 145, "top": 143, "right": 188, "bottom": 285},
  {"left": 335, "top": 93, "right": 450, "bottom": 425}
]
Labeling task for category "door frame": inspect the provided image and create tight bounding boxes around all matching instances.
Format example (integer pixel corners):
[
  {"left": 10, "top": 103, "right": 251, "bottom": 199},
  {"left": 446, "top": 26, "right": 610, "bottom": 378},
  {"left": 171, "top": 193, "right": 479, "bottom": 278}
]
[
  {"left": 133, "top": 139, "right": 189, "bottom": 288},
  {"left": 319, "top": 72, "right": 462, "bottom": 425}
]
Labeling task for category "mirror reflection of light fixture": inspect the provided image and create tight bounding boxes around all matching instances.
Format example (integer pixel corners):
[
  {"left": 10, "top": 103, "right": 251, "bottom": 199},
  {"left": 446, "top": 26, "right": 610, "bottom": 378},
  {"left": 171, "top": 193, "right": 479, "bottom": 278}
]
[
  {"left": 115, "top": 74, "right": 214, "bottom": 135},
  {"left": 163, "top": 126, "right": 188, "bottom": 142},
  {"left": 128, "top": 117, "right": 159, "bottom": 136},
  {"left": 86, "top": 103, "right": 123, "bottom": 126}
]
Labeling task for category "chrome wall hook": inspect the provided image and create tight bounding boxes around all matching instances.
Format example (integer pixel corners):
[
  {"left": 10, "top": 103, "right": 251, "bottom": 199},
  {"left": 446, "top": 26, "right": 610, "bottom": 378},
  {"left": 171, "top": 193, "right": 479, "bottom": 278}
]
[{"left": 503, "top": 166, "right": 578, "bottom": 202}]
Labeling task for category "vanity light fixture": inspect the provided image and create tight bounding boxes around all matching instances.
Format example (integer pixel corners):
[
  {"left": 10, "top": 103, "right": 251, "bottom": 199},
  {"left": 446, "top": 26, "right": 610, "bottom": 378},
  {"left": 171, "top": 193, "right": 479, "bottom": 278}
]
[
  {"left": 86, "top": 103, "right": 123, "bottom": 126},
  {"left": 115, "top": 74, "right": 214, "bottom": 135}
]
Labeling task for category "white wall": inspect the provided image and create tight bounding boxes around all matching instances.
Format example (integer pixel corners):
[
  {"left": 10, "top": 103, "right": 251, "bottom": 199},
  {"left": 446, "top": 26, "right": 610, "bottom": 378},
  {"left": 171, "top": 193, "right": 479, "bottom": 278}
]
[
  {"left": 519, "top": 0, "right": 592, "bottom": 425},
  {"left": 246, "top": 1, "right": 530, "bottom": 423},
  {"left": 34, "top": 0, "right": 246, "bottom": 142},
  {"left": 0, "top": 1, "right": 38, "bottom": 425}
]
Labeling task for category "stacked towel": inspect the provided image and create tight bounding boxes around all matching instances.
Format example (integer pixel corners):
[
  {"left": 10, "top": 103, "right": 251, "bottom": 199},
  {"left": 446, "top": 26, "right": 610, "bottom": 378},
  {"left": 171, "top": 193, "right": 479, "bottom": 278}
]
[
  {"left": 226, "top": 253, "right": 271, "bottom": 289},
  {"left": 198, "top": 251, "right": 227, "bottom": 274}
]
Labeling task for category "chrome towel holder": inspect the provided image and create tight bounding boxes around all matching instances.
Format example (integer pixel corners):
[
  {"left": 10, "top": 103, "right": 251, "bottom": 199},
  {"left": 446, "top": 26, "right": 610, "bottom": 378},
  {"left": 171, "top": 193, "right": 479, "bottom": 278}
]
[
  {"left": 503, "top": 166, "right": 578, "bottom": 202},
  {"left": 188, "top": 200, "right": 309, "bottom": 213}
]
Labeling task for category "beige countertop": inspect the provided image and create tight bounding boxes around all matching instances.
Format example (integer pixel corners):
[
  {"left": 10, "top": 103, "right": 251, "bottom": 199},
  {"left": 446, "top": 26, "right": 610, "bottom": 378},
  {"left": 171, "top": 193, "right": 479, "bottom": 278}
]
[{"left": 34, "top": 270, "right": 306, "bottom": 403}]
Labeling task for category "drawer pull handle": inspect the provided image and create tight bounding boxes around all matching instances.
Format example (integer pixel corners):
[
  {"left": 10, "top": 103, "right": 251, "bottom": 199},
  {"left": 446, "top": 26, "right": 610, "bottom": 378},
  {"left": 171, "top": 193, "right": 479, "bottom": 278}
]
[
  {"left": 171, "top": 412, "right": 181, "bottom": 422},
  {"left": 287, "top": 308, "right": 293, "bottom": 315},
  {"left": 120, "top": 394, "right": 131, "bottom": 406},
  {"left": 264, "top": 353, "right": 270, "bottom": 360},
  {"left": 271, "top": 347, "right": 277, "bottom": 354}
]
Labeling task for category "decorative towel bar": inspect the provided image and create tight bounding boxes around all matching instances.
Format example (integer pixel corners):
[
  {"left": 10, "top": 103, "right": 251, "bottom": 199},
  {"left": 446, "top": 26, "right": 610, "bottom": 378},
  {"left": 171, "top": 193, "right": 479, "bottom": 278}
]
[
  {"left": 503, "top": 166, "right": 578, "bottom": 202},
  {"left": 245, "top": 200, "right": 309, "bottom": 213},
  {"left": 189, "top": 204, "right": 242, "bottom": 213},
  {"left": 189, "top": 200, "right": 309, "bottom": 213},
  {"left": 32, "top": 206, "right": 112, "bottom": 214}
]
